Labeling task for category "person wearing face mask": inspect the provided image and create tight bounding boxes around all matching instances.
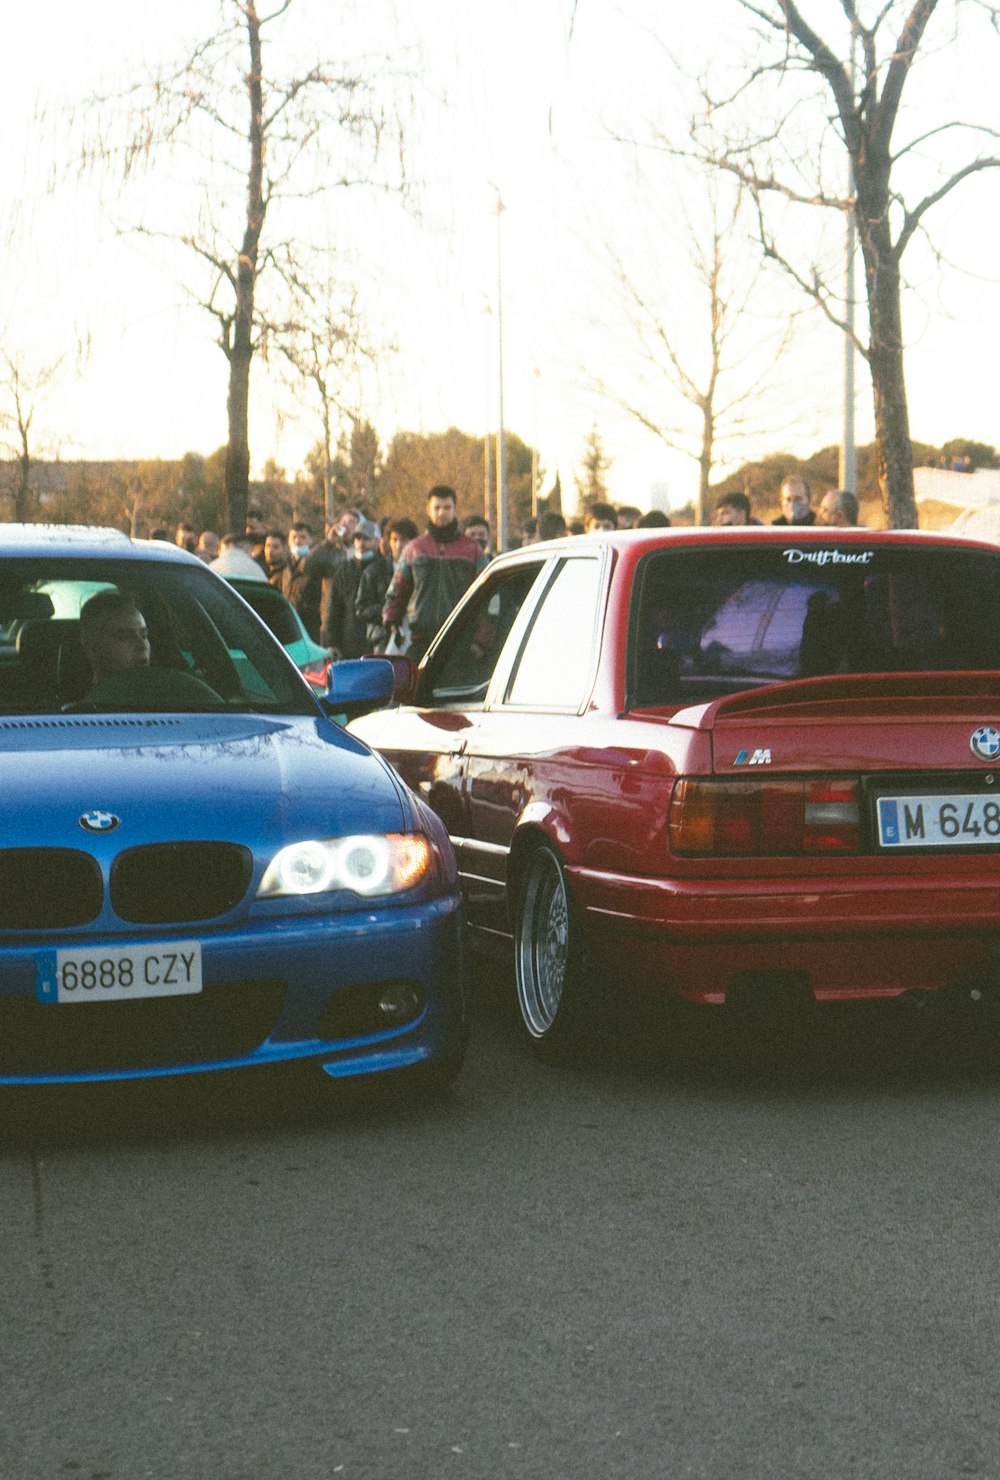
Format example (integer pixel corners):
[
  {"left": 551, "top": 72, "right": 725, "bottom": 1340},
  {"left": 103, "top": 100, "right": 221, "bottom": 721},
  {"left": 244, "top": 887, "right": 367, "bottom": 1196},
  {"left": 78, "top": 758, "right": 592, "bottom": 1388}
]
[
  {"left": 772, "top": 474, "right": 817, "bottom": 526},
  {"left": 279, "top": 521, "right": 325, "bottom": 639},
  {"left": 322, "top": 517, "right": 386, "bottom": 659},
  {"left": 353, "top": 520, "right": 395, "bottom": 654}
]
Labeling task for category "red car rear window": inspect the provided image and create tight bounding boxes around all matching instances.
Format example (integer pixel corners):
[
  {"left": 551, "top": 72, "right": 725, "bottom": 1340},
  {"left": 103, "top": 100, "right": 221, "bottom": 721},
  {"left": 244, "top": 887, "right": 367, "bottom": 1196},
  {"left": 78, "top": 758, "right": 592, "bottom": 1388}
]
[{"left": 630, "top": 544, "right": 1000, "bottom": 705}]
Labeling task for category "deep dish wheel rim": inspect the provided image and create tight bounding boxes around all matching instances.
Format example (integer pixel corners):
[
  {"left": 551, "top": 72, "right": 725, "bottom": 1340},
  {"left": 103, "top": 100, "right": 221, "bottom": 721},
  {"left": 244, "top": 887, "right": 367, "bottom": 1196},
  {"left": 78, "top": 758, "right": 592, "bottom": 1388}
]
[{"left": 517, "top": 852, "right": 569, "bottom": 1037}]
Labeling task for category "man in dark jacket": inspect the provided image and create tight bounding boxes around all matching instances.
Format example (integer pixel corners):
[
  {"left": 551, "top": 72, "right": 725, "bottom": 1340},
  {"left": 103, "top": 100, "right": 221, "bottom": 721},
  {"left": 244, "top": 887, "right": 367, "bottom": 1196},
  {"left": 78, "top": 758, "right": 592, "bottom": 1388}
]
[
  {"left": 354, "top": 533, "right": 394, "bottom": 654},
  {"left": 382, "top": 486, "right": 488, "bottom": 664},
  {"left": 310, "top": 514, "right": 356, "bottom": 649},
  {"left": 323, "top": 518, "right": 386, "bottom": 660},
  {"left": 263, "top": 530, "right": 289, "bottom": 586},
  {"left": 279, "top": 522, "right": 325, "bottom": 640},
  {"left": 771, "top": 475, "right": 817, "bottom": 526}
]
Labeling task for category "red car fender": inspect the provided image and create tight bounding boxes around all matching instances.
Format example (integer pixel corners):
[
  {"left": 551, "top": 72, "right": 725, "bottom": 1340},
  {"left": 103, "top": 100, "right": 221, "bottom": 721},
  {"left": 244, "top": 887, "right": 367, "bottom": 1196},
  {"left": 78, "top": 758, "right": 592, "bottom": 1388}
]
[{"left": 506, "top": 799, "right": 578, "bottom": 925}]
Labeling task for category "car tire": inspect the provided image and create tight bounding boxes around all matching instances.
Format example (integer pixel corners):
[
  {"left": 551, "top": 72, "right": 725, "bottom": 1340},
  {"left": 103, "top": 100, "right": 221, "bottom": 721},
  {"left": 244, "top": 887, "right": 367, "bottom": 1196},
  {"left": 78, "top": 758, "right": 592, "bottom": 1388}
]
[{"left": 514, "top": 844, "right": 598, "bottom": 1061}]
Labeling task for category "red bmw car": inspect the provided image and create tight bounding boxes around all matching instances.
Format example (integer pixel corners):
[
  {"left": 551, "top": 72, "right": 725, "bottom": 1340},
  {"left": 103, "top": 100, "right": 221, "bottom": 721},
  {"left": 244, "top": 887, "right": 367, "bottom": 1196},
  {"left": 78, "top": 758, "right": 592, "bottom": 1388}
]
[{"left": 350, "top": 526, "right": 1000, "bottom": 1057}]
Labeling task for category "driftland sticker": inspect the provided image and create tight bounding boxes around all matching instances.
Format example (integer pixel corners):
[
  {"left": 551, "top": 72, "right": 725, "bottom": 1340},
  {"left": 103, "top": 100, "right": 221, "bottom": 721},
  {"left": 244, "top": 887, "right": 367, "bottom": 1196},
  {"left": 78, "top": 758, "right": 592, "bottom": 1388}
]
[{"left": 783, "top": 548, "right": 875, "bottom": 566}]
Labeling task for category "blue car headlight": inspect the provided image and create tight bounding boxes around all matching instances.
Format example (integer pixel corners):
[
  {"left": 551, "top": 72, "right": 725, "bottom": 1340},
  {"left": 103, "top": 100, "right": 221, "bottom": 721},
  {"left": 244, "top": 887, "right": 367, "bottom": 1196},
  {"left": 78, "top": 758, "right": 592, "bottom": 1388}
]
[{"left": 258, "top": 833, "right": 433, "bottom": 898}]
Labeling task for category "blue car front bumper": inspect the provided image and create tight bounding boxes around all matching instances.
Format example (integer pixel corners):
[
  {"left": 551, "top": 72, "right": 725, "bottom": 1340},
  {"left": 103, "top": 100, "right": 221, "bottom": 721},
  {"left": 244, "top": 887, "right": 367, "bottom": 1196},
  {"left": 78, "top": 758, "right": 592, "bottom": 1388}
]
[{"left": 0, "top": 894, "right": 464, "bottom": 1085}]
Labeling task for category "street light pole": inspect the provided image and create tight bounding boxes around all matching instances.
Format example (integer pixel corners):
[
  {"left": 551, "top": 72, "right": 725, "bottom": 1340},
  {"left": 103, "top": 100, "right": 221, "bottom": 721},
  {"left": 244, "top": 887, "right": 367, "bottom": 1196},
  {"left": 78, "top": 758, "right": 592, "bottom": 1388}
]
[
  {"left": 480, "top": 295, "right": 495, "bottom": 529},
  {"left": 484, "top": 423, "right": 492, "bottom": 523},
  {"left": 531, "top": 364, "right": 540, "bottom": 516},
  {"left": 492, "top": 186, "right": 508, "bottom": 551}
]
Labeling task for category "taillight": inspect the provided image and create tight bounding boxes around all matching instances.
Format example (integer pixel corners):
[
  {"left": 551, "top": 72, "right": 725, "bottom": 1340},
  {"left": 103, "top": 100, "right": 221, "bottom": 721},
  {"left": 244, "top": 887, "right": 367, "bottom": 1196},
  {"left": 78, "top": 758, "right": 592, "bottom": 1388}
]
[
  {"left": 801, "top": 779, "right": 860, "bottom": 854},
  {"left": 670, "top": 778, "right": 860, "bottom": 856},
  {"left": 302, "top": 657, "right": 332, "bottom": 691}
]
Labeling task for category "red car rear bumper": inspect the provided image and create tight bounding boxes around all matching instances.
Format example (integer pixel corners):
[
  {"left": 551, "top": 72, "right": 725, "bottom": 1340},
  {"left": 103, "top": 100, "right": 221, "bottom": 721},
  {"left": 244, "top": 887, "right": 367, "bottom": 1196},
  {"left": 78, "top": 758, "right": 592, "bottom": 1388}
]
[{"left": 570, "top": 866, "right": 1000, "bottom": 1005}]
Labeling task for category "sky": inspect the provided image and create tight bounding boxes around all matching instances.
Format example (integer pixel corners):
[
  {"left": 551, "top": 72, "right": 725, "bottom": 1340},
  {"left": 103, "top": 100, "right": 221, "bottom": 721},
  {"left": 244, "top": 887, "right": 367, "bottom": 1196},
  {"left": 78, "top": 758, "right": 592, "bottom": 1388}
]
[{"left": 3, "top": 0, "right": 999, "bottom": 519}]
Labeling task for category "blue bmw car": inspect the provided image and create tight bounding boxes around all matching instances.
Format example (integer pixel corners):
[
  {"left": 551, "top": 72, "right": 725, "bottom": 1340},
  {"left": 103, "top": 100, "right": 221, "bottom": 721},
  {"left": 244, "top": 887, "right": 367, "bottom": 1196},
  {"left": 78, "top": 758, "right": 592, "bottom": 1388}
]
[{"left": 0, "top": 525, "right": 465, "bottom": 1088}]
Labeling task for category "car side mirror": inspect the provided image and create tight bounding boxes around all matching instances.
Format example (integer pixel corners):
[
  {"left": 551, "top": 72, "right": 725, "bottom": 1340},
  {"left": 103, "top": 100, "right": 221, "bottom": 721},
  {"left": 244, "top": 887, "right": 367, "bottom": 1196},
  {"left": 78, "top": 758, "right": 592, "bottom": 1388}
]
[
  {"left": 367, "top": 653, "right": 419, "bottom": 705},
  {"left": 321, "top": 658, "right": 395, "bottom": 720}
]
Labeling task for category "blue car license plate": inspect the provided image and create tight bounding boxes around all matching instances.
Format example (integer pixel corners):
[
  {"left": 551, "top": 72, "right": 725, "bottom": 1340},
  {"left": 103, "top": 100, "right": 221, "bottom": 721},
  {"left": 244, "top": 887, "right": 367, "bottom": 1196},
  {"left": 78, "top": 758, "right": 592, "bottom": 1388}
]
[{"left": 37, "top": 943, "right": 203, "bottom": 1003}]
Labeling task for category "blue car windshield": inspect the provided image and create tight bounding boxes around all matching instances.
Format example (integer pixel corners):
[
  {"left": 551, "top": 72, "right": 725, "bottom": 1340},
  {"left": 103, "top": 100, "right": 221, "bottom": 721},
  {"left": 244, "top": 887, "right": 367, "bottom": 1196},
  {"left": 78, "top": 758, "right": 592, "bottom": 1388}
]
[
  {"left": 0, "top": 557, "right": 317, "bottom": 715},
  {"left": 630, "top": 544, "right": 1000, "bottom": 706}
]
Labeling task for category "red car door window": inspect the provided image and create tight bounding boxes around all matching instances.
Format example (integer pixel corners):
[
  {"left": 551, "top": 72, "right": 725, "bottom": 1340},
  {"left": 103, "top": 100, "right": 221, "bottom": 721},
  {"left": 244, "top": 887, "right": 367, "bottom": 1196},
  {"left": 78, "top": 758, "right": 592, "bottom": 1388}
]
[
  {"left": 418, "top": 563, "right": 547, "bottom": 707},
  {"left": 505, "top": 558, "right": 603, "bottom": 710}
]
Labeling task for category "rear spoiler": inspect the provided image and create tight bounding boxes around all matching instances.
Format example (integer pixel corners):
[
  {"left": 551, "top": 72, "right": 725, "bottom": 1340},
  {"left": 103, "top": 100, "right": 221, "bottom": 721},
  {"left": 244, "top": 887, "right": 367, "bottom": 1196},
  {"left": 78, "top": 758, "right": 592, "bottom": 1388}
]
[{"left": 670, "top": 670, "right": 1000, "bottom": 730}]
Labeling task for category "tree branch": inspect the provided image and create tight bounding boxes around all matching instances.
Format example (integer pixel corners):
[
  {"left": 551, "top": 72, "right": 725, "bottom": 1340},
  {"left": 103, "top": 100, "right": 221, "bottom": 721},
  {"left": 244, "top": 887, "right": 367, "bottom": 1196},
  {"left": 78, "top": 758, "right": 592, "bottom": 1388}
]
[
  {"left": 772, "top": 1, "right": 859, "bottom": 136},
  {"left": 896, "top": 154, "right": 1000, "bottom": 254},
  {"left": 892, "top": 118, "right": 1000, "bottom": 164},
  {"left": 751, "top": 196, "right": 869, "bottom": 356},
  {"left": 873, "top": 0, "right": 939, "bottom": 156}
]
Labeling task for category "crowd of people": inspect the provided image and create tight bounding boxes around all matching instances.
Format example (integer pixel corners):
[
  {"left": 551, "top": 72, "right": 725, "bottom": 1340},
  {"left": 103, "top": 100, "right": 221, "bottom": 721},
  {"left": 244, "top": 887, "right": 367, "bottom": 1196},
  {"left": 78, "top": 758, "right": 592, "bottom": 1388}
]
[
  {"left": 157, "top": 488, "right": 488, "bottom": 663},
  {"left": 158, "top": 471, "right": 860, "bottom": 664},
  {"left": 712, "top": 476, "right": 861, "bottom": 529}
]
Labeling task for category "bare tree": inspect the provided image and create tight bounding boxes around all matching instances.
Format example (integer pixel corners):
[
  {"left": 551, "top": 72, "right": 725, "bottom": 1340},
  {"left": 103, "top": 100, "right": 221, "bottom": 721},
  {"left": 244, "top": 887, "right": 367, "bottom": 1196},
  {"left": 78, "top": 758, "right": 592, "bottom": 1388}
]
[
  {"left": 0, "top": 354, "right": 61, "bottom": 521},
  {"left": 86, "top": 0, "right": 408, "bottom": 532},
  {"left": 686, "top": 0, "right": 1000, "bottom": 527},
  {"left": 599, "top": 182, "right": 795, "bottom": 525},
  {"left": 274, "top": 278, "right": 375, "bottom": 523}
]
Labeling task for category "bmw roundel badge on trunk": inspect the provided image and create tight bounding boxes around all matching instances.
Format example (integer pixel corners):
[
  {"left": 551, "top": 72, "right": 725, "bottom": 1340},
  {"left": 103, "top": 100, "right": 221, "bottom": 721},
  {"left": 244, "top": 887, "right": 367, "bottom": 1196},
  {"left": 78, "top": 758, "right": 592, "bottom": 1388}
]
[
  {"left": 970, "top": 726, "right": 1000, "bottom": 762},
  {"left": 79, "top": 811, "right": 120, "bottom": 833}
]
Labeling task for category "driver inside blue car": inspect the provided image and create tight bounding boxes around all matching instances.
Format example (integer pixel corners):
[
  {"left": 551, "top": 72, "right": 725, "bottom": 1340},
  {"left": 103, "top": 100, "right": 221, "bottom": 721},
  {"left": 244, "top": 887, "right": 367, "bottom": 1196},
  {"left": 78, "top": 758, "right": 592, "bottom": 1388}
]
[
  {"left": 79, "top": 590, "right": 151, "bottom": 683},
  {"left": 78, "top": 590, "right": 223, "bottom": 710}
]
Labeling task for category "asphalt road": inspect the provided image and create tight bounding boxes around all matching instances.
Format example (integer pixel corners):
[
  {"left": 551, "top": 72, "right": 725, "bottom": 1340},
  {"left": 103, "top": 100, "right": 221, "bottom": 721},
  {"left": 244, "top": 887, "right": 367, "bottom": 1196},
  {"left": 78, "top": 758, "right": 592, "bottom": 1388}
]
[{"left": 4, "top": 965, "right": 1000, "bottom": 1480}]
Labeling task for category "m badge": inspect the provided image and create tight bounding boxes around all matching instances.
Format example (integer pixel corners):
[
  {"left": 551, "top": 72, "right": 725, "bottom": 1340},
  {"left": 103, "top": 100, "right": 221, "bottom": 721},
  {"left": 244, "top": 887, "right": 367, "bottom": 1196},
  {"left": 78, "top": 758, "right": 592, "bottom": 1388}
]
[{"left": 733, "top": 749, "right": 772, "bottom": 767}]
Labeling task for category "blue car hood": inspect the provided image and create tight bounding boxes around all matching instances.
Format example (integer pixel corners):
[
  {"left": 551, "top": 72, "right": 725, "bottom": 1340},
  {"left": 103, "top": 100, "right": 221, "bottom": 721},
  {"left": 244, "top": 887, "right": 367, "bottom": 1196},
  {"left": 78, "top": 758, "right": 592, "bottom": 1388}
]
[{"left": 2, "top": 712, "right": 409, "bottom": 849}]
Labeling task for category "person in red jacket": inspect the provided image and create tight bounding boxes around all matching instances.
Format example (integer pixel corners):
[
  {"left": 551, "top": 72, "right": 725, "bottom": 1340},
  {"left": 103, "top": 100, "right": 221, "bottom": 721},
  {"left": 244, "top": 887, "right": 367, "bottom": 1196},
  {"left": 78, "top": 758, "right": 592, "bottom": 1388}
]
[{"left": 381, "top": 486, "right": 488, "bottom": 663}]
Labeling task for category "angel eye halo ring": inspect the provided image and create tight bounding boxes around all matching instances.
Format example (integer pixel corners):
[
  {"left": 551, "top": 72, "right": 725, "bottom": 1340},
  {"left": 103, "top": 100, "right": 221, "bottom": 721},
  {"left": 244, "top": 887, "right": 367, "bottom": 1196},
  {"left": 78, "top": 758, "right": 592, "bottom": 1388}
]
[{"left": 258, "top": 833, "right": 432, "bottom": 898}]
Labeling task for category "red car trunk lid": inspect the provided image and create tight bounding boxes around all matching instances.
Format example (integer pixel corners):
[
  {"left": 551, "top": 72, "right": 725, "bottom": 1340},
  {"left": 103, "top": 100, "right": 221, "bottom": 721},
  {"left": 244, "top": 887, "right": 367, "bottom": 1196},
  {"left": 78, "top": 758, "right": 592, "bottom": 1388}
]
[{"left": 670, "top": 672, "right": 1000, "bottom": 775}]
